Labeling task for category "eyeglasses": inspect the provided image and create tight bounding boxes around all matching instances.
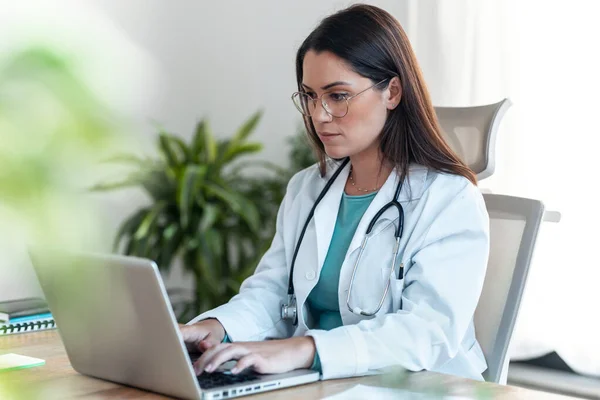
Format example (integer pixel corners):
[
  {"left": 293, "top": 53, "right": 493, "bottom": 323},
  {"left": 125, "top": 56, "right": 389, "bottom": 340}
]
[{"left": 291, "top": 78, "right": 389, "bottom": 119}]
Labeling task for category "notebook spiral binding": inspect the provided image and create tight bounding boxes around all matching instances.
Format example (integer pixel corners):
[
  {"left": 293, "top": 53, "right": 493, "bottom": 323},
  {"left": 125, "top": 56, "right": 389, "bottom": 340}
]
[{"left": 0, "top": 318, "right": 56, "bottom": 336}]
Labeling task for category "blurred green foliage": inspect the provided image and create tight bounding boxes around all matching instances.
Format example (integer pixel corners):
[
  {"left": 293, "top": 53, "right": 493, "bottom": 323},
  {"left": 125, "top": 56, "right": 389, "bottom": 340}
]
[
  {"left": 0, "top": 47, "right": 119, "bottom": 248},
  {"left": 0, "top": 47, "right": 121, "bottom": 398}
]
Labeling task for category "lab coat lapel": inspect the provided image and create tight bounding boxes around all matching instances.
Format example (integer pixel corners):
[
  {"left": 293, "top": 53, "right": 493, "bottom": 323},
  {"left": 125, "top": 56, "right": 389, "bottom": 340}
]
[{"left": 313, "top": 161, "right": 350, "bottom": 274}]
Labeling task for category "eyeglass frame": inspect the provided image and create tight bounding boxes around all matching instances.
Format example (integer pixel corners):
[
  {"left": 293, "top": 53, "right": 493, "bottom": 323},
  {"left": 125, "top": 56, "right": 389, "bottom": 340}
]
[{"left": 291, "top": 78, "right": 390, "bottom": 119}]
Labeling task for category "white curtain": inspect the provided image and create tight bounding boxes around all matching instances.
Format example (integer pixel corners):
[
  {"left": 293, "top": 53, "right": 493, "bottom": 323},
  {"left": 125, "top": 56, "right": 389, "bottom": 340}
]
[{"left": 402, "top": 0, "right": 600, "bottom": 376}]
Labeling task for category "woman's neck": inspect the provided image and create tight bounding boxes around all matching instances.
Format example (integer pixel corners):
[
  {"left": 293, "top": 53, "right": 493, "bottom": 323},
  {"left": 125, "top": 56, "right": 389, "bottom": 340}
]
[{"left": 346, "top": 150, "right": 393, "bottom": 194}]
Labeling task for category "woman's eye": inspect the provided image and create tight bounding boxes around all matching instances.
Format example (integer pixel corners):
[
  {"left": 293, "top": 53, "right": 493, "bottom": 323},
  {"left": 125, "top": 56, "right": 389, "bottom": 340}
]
[{"left": 328, "top": 93, "right": 349, "bottom": 102}]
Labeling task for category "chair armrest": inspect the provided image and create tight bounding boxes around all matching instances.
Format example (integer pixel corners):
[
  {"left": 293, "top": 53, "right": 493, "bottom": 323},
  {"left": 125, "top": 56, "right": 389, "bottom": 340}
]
[
  {"left": 479, "top": 188, "right": 561, "bottom": 223},
  {"left": 543, "top": 210, "right": 561, "bottom": 223}
]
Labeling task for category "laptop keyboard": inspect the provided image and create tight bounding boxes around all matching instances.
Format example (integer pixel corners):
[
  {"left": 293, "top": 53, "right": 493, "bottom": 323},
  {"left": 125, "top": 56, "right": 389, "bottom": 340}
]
[
  {"left": 189, "top": 353, "right": 261, "bottom": 389},
  {"left": 197, "top": 371, "right": 260, "bottom": 389}
]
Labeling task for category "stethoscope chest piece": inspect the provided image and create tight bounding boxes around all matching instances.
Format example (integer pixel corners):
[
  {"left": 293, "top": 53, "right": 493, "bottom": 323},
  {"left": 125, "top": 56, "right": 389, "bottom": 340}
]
[{"left": 281, "top": 294, "right": 298, "bottom": 326}]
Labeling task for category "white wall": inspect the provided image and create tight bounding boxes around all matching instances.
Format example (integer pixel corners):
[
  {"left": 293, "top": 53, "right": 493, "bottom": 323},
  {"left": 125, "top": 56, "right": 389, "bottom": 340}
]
[{"left": 0, "top": 0, "right": 416, "bottom": 301}]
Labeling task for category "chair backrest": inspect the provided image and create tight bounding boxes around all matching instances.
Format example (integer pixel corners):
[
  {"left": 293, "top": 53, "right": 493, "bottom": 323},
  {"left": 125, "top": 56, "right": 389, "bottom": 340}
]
[
  {"left": 434, "top": 98, "right": 511, "bottom": 181},
  {"left": 476, "top": 194, "right": 545, "bottom": 384}
]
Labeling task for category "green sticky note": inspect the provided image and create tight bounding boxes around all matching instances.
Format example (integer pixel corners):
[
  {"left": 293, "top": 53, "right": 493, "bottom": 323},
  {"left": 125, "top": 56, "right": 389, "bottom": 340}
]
[{"left": 0, "top": 353, "right": 45, "bottom": 371}]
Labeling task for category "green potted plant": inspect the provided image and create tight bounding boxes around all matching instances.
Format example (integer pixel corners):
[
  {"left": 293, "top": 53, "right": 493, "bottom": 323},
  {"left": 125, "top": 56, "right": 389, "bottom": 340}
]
[{"left": 92, "top": 111, "right": 284, "bottom": 319}]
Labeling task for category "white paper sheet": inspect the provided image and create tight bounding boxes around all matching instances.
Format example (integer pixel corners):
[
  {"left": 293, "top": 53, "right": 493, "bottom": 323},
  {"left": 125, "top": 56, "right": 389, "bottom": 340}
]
[
  {"left": 0, "top": 353, "right": 45, "bottom": 371},
  {"left": 323, "top": 384, "right": 472, "bottom": 400}
]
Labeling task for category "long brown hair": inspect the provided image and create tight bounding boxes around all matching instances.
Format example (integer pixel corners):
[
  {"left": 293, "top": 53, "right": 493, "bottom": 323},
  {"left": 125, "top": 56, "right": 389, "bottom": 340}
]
[{"left": 295, "top": 4, "right": 477, "bottom": 185}]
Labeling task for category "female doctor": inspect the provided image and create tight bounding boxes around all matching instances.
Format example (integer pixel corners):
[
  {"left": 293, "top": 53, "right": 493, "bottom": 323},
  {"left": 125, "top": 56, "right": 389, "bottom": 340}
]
[{"left": 180, "top": 4, "right": 490, "bottom": 381}]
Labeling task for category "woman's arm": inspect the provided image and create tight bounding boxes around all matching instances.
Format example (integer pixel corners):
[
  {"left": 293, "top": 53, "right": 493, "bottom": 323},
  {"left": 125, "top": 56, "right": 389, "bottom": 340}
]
[{"left": 306, "top": 181, "right": 490, "bottom": 379}]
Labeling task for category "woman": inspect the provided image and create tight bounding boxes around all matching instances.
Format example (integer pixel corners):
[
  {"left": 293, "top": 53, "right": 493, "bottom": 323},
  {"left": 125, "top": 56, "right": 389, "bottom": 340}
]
[{"left": 180, "top": 4, "right": 489, "bottom": 381}]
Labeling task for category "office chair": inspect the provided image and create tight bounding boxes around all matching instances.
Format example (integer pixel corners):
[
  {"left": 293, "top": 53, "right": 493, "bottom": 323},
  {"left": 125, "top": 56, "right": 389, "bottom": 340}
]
[
  {"left": 434, "top": 98, "right": 560, "bottom": 223},
  {"left": 434, "top": 98, "right": 511, "bottom": 181},
  {"left": 475, "top": 194, "right": 545, "bottom": 384}
]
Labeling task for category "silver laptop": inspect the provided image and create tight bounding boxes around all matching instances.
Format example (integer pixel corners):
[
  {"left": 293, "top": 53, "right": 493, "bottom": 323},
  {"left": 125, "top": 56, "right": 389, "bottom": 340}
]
[{"left": 29, "top": 250, "right": 319, "bottom": 400}]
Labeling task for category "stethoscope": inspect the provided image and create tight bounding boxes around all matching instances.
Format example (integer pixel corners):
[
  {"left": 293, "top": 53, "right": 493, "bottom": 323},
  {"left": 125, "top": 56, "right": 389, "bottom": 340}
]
[{"left": 281, "top": 157, "right": 405, "bottom": 326}]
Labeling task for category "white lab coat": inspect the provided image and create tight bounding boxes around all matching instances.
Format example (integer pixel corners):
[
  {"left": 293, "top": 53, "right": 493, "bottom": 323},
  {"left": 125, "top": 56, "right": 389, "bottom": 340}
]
[{"left": 189, "top": 160, "right": 490, "bottom": 381}]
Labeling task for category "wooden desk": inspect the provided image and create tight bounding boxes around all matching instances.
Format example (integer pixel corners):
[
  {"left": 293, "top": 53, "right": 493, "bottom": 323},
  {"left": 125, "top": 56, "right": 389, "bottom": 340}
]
[{"left": 0, "top": 331, "right": 575, "bottom": 399}]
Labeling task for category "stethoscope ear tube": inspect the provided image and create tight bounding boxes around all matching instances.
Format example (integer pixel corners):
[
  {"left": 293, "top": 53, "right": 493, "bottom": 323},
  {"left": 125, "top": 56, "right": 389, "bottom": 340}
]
[{"left": 282, "top": 158, "right": 350, "bottom": 325}]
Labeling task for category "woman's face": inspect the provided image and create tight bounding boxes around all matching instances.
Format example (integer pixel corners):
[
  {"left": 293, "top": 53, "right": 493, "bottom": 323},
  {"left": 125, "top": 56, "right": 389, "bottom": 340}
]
[{"left": 301, "top": 50, "right": 400, "bottom": 160}]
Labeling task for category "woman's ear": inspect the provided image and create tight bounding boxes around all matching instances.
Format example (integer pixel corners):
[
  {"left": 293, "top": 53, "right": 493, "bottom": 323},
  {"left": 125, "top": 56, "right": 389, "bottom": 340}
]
[{"left": 385, "top": 76, "right": 402, "bottom": 110}]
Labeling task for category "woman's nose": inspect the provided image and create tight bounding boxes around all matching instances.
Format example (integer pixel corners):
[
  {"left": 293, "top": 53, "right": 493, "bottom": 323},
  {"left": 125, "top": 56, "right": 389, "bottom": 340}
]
[{"left": 311, "top": 100, "right": 332, "bottom": 123}]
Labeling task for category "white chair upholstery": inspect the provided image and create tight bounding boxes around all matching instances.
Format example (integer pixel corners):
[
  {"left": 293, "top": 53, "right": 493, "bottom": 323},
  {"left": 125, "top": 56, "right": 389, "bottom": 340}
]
[
  {"left": 435, "top": 98, "right": 511, "bottom": 181},
  {"left": 475, "top": 194, "right": 545, "bottom": 383}
]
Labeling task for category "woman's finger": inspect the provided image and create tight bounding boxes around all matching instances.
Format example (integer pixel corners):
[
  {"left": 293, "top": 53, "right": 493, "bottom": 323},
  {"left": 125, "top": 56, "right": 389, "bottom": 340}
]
[
  {"left": 194, "top": 343, "right": 231, "bottom": 375},
  {"left": 231, "top": 353, "right": 260, "bottom": 374},
  {"left": 204, "top": 344, "right": 250, "bottom": 373},
  {"left": 180, "top": 324, "right": 207, "bottom": 343},
  {"left": 198, "top": 332, "right": 220, "bottom": 351},
  {"left": 179, "top": 325, "right": 210, "bottom": 353}
]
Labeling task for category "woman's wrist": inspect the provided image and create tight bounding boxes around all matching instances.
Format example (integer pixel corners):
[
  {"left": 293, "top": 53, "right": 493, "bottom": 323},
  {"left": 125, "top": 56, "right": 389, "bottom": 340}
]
[
  {"left": 294, "top": 336, "right": 316, "bottom": 369},
  {"left": 199, "top": 318, "right": 226, "bottom": 341}
]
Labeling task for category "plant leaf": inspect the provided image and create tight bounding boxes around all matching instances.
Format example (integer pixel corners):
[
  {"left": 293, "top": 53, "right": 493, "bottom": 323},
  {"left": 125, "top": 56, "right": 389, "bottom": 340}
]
[
  {"left": 113, "top": 208, "right": 150, "bottom": 252},
  {"left": 158, "top": 132, "right": 180, "bottom": 167},
  {"left": 192, "top": 119, "right": 218, "bottom": 163},
  {"left": 156, "top": 224, "right": 182, "bottom": 272},
  {"left": 197, "top": 229, "right": 222, "bottom": 289},
  {"left": 133, "top": 234, "right": 150, "bottom": 257},
  {"left": 87, "top": 173, "right": 146, "bottom": 192},
  {"left": 232, "top": 195, "right": 261, "bottom": 233},
  {"left": 205, "top": 182, "right": 260, "bottom": 233},
  {"left": 227, "top": 159, "right": 287, "bottom": 178},
  {"left": 124, "top": 235, "right": 137, "bottom": 256},
  {"left": 178, "top": 165, "right": 207, "bottom": 228},
  {"left": 163, "top": 223, "right": 178, "bottom": 240},
  {"left": 232, "top": 110, "right": 262, "bottom": 143},
  {"left": 199, "top": 203, "right": 219, "bottom": 232},
  {"left": 204, "top": 122, "right": 218, "bottom": 163},
  {"left": 220, "top": 111, "right": 262, "bottom": 164},
  {"left": 134, "top": 201, "right": 167, "bottom": 240},
  {"left": 141, "top": 169, "right": 176, "bottom": 201},
  {"left": 99, "top": 153, "right": 150, "bottom": 166},
  {"left": 166, "top": 134, "right": 192, "bottom": 164},
  {"left": 191, "top": 119, "right": 207, "bottom": 161},
  {"left": 185, "top": 237, "right": 200, "bottom": 251},
  {"left": 222, "top": 142, "right": 263, "bottom": 164}
]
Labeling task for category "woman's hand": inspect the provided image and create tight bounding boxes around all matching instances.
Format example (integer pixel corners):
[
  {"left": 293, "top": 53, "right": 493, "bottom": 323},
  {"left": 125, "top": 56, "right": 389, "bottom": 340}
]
[
  {"left": 179, "top": 319, "right": 226, "bottom": 353},
  {"left": 193, "top": 336, "right": 316, "bottom": 376}
]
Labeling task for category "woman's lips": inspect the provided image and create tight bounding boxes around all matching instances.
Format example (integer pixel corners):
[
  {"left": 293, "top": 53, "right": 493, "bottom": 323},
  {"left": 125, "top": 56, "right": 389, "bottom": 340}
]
[{"left": 318, "top": 132, "right": 341, "bottom": 141}]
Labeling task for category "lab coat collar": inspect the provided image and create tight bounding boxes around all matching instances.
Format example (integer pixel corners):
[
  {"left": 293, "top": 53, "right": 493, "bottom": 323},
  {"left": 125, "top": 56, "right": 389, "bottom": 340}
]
[
  {"left": 313, "top": 160, "right": 350, "bottom": 273},
  {"left": 313, "top": 159, "right": 428, "bottom": 272}
]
